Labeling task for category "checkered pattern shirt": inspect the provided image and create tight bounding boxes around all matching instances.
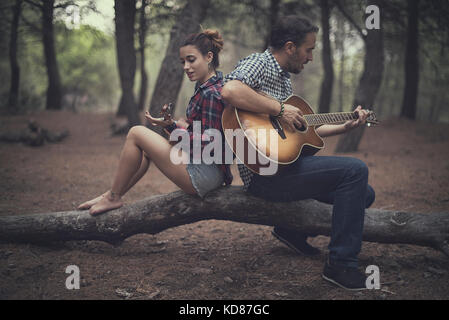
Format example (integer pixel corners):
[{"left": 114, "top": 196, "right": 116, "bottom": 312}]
[
  {"left": 224, "top": 49, "right": 293, "bottom": 190},
  {"left": 166, "top": 71, "right": 233, "bottom": 185}
]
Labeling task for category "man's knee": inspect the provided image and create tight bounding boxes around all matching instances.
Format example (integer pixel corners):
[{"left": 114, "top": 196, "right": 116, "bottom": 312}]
[
  {"left": 346, "top": 158, "right": 369, "bottom": 180},
  {"left": 366, "top": 185, "right": 376, "bottom": 208}
]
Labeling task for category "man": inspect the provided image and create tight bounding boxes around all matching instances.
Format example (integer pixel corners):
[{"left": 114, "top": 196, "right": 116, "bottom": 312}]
[{"left": 221, "top": 16, "right": 376, "bottom": 290}]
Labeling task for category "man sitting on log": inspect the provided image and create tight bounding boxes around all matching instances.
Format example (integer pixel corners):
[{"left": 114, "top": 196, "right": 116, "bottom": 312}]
[{"left": 221, "top": 15, "right": 376, "bottom": 290}]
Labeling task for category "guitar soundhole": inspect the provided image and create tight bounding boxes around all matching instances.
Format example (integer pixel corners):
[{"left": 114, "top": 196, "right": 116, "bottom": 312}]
[{"left": 295, "top": 123, "right": 306, "bottom": 132}]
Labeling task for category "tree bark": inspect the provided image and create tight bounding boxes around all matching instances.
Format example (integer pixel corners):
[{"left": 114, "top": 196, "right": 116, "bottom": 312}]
[
  {"left": 335, "top": 0, "right": 384, "bottom": 153},
  {"left": 335, "top": 12, "right": 345, "bottom": 113},
  {"left": 137, "top": 0, "right": 149, "bottom": 111},
  {"left": 114, "top": 0, "right": 140, "bottom": 128},
  {"left": 42, "top": 0, "right": 63, "bottom": 110},
  {"left": 8, "top": 0, "right": 22, "bottom": 114},
  {"left": 262, "top": 0, "right": 281, "bottom": 51},
  {"left": 147, "top": 0, "right": 211, "bottom": 134},
  {"left": 318, "top": 0, "right": 334, "bottom": 114},
  {"left": 400, "top": 0, "right": 420, "bottom": 120},
  {"left": 0, "top": 187, "right": 448, "bottom": 258}
]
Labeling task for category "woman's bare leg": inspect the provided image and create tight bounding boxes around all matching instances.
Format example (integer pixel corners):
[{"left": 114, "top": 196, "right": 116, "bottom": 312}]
[
  {"left": 121, "top": 152, "right": 150, "bottom": 195},
  {"left": 77, "top": 153, "right": 150, "bottom": 210},
  {"left": 89, "top": 126, "right": 196, "bottom": 215}
]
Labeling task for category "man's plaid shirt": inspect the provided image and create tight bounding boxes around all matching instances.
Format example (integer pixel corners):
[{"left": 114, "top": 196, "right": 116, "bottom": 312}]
[
  {"left": 166, "top": 71, "right": 233, "bottom": 185},
  {"left": 224, "top": 49, "right": 293, "bottom": 191}
]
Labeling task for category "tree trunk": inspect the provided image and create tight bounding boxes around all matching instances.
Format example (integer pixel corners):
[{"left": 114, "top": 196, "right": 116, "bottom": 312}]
[
  {"left": 335, "top": 14, "right": 345, "bottom": 113},
  {"left": 42, "top": 0, "right": 62, "bottom": 110},
  {"left": 147, "top": 0, "right": 211, "bottom": 134},
  {"left": 335, "top": 1, "right": 384, "bottom": 153},
  {"left": 429, "top": 45, "right": 444, "bottom": 122},
  {"left": 114, "top": 0, "right": 140, "bottom": 128},
  {"left": 318, "top": 0, "right": 334, "bottom": 114},
  {"left": 0, "top": 187, "right": 448, "bottom": 257},
  {"left": 8, "top": 0, "right": 22, "bottom": 114},
  {"left": 262, "top": 0, "right": 281, "bottom": 51},
  {"left": 400, "top": 0, "right": 420, "bottom": 120},
  {"left": 137, "top": 0, "right": 149, "bottom": 111}
]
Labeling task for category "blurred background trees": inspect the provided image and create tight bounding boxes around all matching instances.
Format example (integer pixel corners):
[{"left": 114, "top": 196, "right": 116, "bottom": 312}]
[{"left": 0, "top": 0, "right": 448, "bottom": 148}]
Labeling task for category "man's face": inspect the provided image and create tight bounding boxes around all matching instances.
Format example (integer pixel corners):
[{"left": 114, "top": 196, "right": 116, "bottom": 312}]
[{"left": 286, "top": 32, "right": 316, "bottom": 74}]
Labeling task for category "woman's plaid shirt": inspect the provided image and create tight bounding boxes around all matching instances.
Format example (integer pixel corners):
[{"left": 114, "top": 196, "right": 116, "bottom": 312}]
[
  {"left": 165, "top": 71, "right": 233, "bottom": 185},
  {"left": 224, "top": 49, "right": 293, "bottom": 191}
]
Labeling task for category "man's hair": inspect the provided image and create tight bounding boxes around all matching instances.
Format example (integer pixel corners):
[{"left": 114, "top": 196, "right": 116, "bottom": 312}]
[{"left": 270, "top": 16, "right": 319, "bottom": 50}]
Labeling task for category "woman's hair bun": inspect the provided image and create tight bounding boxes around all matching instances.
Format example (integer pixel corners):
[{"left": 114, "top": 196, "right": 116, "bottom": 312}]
[
  {"left": 202, "top": 29, "right": 224, "bottom": 53},
  {"left": 182, "top": 28, "right": 224, "bottom": 69}
]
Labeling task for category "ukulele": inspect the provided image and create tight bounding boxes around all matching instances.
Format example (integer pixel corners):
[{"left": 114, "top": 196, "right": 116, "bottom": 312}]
[
  {"left": 160, "top": 103, "right": 173, "bottom": 121},
  {"left": 221, "top": 95, "right": 379, "bottom": 175}
]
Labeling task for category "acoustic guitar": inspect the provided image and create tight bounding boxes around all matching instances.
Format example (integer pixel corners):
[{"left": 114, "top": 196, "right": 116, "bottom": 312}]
[{"left": 221, "top": 95, "right": 379, "bottom": 175}]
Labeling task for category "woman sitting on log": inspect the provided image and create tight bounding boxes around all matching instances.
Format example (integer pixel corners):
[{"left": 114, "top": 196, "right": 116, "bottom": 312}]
[{"left": 78, "top": 29, "right": 233, "bottom": 215}]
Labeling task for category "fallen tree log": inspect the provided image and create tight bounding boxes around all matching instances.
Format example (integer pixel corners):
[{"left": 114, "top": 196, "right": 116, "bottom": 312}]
[
  {"left": 0, "top": 119, "right": 69, "bottom": 146},
  {"left": 1, "top": 186, "right": 448, "bottom": 257}
]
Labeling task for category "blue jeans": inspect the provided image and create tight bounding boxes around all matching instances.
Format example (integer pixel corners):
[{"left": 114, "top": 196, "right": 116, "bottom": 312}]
[{"left": 247, "top": 155, "right": 375, "bottom": 268}]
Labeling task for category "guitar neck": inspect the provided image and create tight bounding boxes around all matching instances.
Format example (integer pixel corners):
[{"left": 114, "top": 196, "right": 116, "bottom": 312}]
[{"left": 304, "top": 112, "right": 357, "bottom": 126}]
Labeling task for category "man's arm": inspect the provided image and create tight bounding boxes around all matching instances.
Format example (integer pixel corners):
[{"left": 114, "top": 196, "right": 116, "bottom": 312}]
[
  {"left": 316, "top": 106, "right": 369, "bottom": 137},
  {"left": 221, "top": 80, "right": 281, "bottom": 116},
  {"left": 316, "top": 124, "right": 347, "bottom": 138},
  {"left": 221, "top": 80, "right": 307, "bottom": 131}
]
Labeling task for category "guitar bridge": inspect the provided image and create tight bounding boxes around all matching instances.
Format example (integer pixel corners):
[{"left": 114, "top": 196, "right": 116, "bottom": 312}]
[{"left": 270, "top": 116, "right": 286, "bottom": 140}]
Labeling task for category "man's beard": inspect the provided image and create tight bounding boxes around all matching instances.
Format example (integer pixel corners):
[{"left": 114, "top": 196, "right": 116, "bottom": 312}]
[
  {"left": 286, "top": 59, "right": 302, "bottom": 74},
  {"left": 291, "top": 68, "right": 301, "bottom": 75}
]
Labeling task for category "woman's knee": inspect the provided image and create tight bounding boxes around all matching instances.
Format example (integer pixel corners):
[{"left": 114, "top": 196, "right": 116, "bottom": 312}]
[
  {"left": 127, "top": 125, "right": 146, "bottom": 138},
  {"left": 127, "top": 125, "right": 151, "bottom": 144}
]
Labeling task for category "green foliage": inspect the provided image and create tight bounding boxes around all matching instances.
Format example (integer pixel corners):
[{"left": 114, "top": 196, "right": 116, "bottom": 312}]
[
  {"left": 54, "top": 23, "right": 118, "bottom": 111},
  {"left": 0, "top": 1, "right": 119, "bottom": 113},
  {"left": 1, "top": 0, "right": 448, "bottom": 121},
  {"left": 372, "top": 0, "right": 449, "bottom": 122},
  {"left": 0, "top": 0, "right": 46, "bottom": 113}
]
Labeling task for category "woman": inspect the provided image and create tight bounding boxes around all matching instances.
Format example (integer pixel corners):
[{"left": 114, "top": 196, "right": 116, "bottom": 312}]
[{"left": 78, "top": 29, "right": 232, "bottom": 216}]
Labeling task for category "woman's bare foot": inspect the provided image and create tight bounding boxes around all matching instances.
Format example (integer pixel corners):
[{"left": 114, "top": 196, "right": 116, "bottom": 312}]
[
  {"left": 89, "top": 191, "right": 124, "bottom": 216},
  {"left": 78, "top": 191, "right": 110, "bottom": 210}
]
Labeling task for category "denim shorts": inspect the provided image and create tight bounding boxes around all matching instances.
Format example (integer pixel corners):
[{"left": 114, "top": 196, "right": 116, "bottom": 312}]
[{"left": 186, "top": 162, "right": 225, "bottom": 198}]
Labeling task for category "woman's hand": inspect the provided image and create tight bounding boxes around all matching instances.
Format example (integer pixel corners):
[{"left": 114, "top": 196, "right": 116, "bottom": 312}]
[
  {"left": 145, "top": 104, "right": 174, "bottom": 128},
  {"left": 343, "top": 105, "right": 369, "bottom": 132},
  {"left": 176, "top": 117, "right": 190, "bottom": 129}
]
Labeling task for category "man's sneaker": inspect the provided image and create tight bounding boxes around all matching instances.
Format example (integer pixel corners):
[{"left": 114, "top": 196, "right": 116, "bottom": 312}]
[
  {"left": 272, "top": 227, "right": 320, "bottom": 256},
  {"left": 322, "top": 259, "right": 367, "bottom": 291}
]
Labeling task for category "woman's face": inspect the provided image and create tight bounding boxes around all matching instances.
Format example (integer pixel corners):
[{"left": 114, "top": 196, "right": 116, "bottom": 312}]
[{"left": 179, "top": 45, "right": 213, "bottom": 83}]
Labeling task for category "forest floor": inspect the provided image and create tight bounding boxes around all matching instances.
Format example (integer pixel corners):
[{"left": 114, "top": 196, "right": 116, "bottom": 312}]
[{"left": 0, "top": 110, "right": 448, "bottom": 300}]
